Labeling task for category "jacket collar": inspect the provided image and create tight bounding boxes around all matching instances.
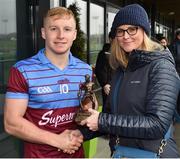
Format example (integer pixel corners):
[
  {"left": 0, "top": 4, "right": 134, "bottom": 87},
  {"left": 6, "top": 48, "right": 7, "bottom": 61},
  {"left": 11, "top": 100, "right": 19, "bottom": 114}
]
[{"left": 127, "top": 49, "right": 175, "bottom": 71}]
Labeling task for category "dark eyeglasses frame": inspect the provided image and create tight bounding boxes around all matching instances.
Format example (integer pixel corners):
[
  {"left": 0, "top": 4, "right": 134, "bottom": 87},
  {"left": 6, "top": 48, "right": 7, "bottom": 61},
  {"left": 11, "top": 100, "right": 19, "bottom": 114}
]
[{"left": 116, "top": 26, "right": 139, "bottom": 37}]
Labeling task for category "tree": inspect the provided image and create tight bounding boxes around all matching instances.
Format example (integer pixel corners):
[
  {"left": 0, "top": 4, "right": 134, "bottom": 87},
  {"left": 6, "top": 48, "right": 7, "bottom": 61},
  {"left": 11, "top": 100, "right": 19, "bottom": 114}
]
[{"left": 68, "top": 2, "right": 86, "bottom": 61}]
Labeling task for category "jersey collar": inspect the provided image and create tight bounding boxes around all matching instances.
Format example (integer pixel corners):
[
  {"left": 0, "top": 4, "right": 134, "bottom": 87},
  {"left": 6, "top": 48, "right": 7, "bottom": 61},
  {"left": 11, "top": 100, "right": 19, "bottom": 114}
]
[{"left": 37, "top": 48, "right": 77, "bottom": 66}]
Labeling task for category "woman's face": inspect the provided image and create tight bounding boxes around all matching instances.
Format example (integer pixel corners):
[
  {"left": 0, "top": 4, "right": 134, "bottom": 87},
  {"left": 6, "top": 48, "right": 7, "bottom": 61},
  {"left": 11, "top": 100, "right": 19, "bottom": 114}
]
[
  {"left": 116, "top": 25, "right": 144, "bottom": 53},
  {"left": 160, "top": 39, "right": 167, "bottom": 47}
]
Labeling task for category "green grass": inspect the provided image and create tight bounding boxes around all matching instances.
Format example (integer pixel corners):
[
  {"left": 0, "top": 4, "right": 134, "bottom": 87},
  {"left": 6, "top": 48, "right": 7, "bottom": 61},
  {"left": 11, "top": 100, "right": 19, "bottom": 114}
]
[
  {"left": 0, "top": 39, "right": 16, "bottom": 59},
  {"left": 0, "top": 38, "right": 17, "bottom": 87}
]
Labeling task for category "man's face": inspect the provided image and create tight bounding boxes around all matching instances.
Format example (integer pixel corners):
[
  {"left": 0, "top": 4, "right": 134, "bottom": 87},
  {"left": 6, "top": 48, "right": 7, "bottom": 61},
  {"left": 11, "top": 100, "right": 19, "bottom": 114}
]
[
  {"left": 41, "top": 15, "right": 77, "bottom": 55},
  {"left": 177, "top": 34, "right": 180, "bottom": 40}
]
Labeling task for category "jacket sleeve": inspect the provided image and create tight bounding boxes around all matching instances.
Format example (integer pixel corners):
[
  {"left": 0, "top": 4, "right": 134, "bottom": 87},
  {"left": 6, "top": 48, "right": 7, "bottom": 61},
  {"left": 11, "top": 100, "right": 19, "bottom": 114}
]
[
  {"left": 98, "top": 59, "right": 180, "bottom": 139},
  {"left": 78, "top": 126, "right": 104, "bottom": 141},
  {"left": 95, "top": 51, "right": 108, "bottom": 87},
  {"left": 177, "top": 92, "right": 180, "bottom": 114},
  {"left": 95, "top": 43, "right": 111, "bottom": 87}
]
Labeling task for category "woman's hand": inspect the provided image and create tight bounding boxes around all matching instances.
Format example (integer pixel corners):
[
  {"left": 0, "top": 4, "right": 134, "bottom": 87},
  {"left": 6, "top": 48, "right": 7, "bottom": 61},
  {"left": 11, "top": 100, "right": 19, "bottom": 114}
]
[
  {"left": 80, "top": 108, "right": 100, "bottom": 131},
  {"left": 103, "top": 84, "right": 111, "bottom": 95}
]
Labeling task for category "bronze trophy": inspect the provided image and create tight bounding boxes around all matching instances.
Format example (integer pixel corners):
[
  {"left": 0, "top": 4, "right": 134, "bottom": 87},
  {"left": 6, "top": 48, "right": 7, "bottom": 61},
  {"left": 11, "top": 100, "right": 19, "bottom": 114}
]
[{"left": 74, "top": 74, "right": 98, "bottom": 124}]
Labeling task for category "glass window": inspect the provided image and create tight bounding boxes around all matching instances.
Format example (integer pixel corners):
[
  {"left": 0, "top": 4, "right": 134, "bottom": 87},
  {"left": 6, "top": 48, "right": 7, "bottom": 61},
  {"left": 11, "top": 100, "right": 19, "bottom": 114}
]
[
  {"left": 159, "top": 25, "right": 163, "bottom": 34},
  {"left": 66, "top": 0, "right": 87, "bottom": 61},
  {"left": 108, "top": 12, "right": 116, "bottom": 34},
  {"left": 66, "top": 0, "right": 87, "bottom": 35},
  {"left": 155, "top": 22, "right": 170, "bottom": 37},
  {"left": 0, "top": 0, "right": 16, "bottom": 133},
  {"left": 107, "top": 6, "right": 118, "bottom": 35},
  {"left": 50, "top": 0, "right": 59, "bottom": 8},
  {"left": 155, "top": 22, "right": 160, "bottom": 34},
  {"left": 90, "top": 3, "right": 104, "bottom": 64}
]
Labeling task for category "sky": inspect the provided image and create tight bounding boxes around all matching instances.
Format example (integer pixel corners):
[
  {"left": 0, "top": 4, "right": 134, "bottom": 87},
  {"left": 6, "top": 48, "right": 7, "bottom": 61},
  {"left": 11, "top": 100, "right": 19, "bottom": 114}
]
[{"left": 0, "top": 0, "right": 16, "bottom": 34}]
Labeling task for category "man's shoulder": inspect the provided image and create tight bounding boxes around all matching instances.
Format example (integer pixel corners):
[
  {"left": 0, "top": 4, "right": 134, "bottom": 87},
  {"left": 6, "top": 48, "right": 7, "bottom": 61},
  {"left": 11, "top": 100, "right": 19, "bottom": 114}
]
[
  {"left": 14, "top": 54, "right": 40, "bottom": 70},
  {"left": 72, "top": 56, "right": 91, "bottom": 69}
]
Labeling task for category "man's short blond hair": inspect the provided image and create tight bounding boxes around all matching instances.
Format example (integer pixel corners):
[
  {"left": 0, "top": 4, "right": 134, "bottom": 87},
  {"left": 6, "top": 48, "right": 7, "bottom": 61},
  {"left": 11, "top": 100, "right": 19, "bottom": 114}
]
[{"left": 43, "top": 7, "right": 76, "bottom": 26}]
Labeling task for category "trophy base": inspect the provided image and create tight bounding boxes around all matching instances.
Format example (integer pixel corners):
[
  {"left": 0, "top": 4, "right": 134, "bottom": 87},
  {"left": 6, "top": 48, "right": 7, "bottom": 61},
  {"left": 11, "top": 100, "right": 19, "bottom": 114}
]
[{"left": 74, "top": 111, "right": 91, "bottom": 124}]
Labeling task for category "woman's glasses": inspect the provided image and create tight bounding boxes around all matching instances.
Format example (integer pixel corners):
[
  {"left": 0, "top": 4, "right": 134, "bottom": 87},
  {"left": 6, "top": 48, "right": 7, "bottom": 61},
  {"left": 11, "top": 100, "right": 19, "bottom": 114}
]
[{"left": 116, "top": 26, "right": 139, "bottom": 37}]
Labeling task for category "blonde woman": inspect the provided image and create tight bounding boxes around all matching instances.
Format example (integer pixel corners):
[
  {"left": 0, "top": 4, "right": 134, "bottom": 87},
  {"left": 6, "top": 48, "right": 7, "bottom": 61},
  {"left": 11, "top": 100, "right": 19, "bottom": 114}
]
[{"left": 81, "top": 4, "right": 180, "bottom": 158}]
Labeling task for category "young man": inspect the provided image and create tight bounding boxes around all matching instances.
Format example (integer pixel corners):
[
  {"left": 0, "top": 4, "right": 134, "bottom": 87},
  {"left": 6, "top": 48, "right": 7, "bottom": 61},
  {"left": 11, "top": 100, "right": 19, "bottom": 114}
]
[{"left": 4, "top": 7, "right": 92, "bottom": 158}]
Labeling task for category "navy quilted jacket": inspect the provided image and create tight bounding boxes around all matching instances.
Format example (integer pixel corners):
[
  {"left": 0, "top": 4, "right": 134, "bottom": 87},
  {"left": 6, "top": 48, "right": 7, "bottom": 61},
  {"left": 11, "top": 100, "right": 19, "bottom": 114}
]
[{"left": 98, "top": 49, "right": 180, "bottom": 157}]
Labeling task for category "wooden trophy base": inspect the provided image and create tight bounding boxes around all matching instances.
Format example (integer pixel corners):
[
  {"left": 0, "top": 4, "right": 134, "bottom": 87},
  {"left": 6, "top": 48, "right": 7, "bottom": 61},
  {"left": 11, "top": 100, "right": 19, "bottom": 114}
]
[{"left": 74, "top": 111, "right": 91, "bottom": 124}]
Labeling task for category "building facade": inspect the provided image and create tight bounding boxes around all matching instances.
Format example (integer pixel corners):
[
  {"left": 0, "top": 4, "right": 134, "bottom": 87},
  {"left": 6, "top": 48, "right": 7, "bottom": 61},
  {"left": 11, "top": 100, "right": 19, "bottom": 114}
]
[{"left": 0, "top": 0, "right": 178, "bottom": 157}]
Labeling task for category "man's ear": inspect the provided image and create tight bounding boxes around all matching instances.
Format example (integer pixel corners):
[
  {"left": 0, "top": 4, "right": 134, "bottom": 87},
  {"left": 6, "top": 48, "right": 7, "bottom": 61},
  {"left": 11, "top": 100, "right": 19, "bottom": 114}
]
[
  {"left": 73, "top": 29, "right": 77, "bottom": 41},
  {"left": 41, "top": 27, "right": 46, "bottom": 40}
]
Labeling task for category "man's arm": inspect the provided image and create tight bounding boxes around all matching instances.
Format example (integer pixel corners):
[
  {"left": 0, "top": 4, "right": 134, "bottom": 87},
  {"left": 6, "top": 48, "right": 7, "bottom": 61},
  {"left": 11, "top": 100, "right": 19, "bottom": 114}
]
[{"left": 4, "top": 98, "right": 82, "bottom": 152}]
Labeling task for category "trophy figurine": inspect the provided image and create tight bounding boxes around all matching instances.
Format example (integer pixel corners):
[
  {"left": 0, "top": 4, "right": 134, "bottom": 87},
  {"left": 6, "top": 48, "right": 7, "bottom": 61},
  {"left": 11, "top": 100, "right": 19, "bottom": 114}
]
[{"left": 74, "top": 74, "right": 98, "bottom": 124}]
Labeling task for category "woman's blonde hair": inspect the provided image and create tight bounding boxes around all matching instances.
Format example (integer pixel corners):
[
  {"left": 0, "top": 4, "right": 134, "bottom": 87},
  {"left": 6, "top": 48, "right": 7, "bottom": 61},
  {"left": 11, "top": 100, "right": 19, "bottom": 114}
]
[{"left": 109, "top": 33, "right": 163, "bottom": 69}]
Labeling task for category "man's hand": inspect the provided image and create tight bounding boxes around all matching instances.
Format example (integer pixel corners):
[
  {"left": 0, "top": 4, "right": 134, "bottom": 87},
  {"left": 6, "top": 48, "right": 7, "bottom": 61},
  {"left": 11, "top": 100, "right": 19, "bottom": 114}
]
[
  {"left": 63, "top": 129, "right": 84, "bottom": 154},
  {"left": 58, "top": 129, "right": 83, "bottom": 154}
]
